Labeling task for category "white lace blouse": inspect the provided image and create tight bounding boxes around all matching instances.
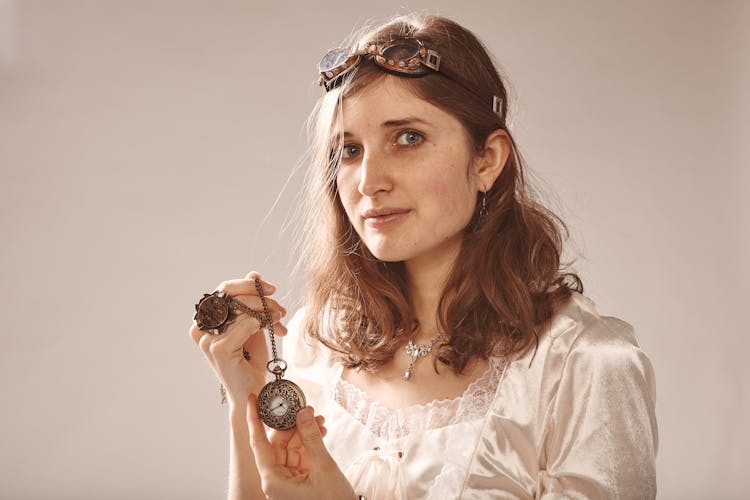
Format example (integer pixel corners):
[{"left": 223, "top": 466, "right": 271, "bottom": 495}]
[{"left": 283, "top": 293, "right": 658, "bottom": 499}]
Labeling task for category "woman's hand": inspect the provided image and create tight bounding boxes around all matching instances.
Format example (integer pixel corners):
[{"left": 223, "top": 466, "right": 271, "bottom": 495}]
[
  {"left": 248, "top": 395, "right": 356, "bottom": 500},
  {"left": 266, "top": 406, "right": 328, "bottom": 475},
  {"left": 189, "top": 271, "right": 287, "bottom": 407}
]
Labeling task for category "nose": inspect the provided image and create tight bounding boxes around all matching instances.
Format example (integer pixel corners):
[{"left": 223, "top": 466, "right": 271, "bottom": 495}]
[{"left": 357, "top": 149, "right": 392, "bottom": 197}]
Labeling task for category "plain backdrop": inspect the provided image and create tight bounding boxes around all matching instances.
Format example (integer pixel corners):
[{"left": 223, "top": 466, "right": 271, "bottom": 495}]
[{"left": 1, "top": 1, "right": 748, "bottom": 499}]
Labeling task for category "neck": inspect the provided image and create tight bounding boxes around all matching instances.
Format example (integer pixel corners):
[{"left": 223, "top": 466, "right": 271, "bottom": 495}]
[{"left": 404, "top": 235, "right": 462, "bottom": 342}]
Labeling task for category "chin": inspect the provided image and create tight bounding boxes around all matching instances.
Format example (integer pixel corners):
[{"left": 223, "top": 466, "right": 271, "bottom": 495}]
[
  {"left": 362, "top": 231, "right": 465, "bottom": 265},
  {"left": 362, "top": 241, "right": 414, "bottom": 263},
  {"left": 367, "top": 248, "right": 409, "bottom": 263}
]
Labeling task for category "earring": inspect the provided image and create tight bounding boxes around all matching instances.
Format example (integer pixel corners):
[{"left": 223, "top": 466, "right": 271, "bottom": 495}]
[{"left": 478, "top": 190, "right": 488, "bottom": 222}]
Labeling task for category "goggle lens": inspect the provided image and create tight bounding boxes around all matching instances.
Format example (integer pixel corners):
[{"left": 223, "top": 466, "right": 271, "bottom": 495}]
[
  {"left": 319, "top": 47, "right": 353, "bottom": 75},
  {"left": 380, "top": 42, "right": 420, "bottom": 62}
]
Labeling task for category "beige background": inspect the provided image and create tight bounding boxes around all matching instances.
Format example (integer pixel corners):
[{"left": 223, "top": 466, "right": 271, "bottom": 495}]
[{"left": 1, "top": 1, "right": 748, "bottom": 499}]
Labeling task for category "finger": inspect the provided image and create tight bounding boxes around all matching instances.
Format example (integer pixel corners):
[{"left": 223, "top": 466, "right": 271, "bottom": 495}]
[
  {"left": 283, "top": 406, "right": 316, "bottom": 469},
  {"left": 286, "top": 443, "right": 302, "bottom": 470},
  {"left": 247, "top": 394, "right": 278, "bottom": 474},
  {"left": 189, "top": 323, "right": 208, "bottom": 345},
  {"left": 283, "top": 406, "right": 317, "bottom": 451},
  {"left": 289, "top": 414, "right": 326, "bottom": 471},
  {"left": 211, "top": 315, "right": 262, "bottom": 356},
  {"left": 229, "top": 294, "right": 286, "bottom": 317},
  {"left": 193, "top": 315, "right": 265, "bottom": 356},
  {"left": 268, "top": 428, "right": 294, "bottom": 466},
  {"left": 213, "top": 275, "right": 285, "bottom": 316},
  {"left": 268, "top": 310, "right": 285, "bottom": 322},
  {"left": 286, "top": 415, "right": 328, "bottom": 471},
  {"left": 316, "top": 415, "right": 327, "bottom": 437},
  {"left": 242, "top": 317, "right": 272, "bottom": 352},
  {"left": 243, "top": 270, "right": 276, "bottom": 289},
  {"left": 271, "top": 321, "right": 288, "bottom": 337},
  {"left": 217, "top": 277, "right": 277, "bottom": 298},
  {"left": 295, "top": 407, "right": 333, "bottom": 467},
  {"left": 219, "top": 276, "right": 276, "bottom": 294},
  {"left": 198, "top": 328, "right": 214, "bottom": 355}
]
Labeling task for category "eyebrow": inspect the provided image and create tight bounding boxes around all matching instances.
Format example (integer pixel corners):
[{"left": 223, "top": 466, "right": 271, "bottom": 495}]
[{"left": 342, "top": 116, "right": 433, "bottom": 138}]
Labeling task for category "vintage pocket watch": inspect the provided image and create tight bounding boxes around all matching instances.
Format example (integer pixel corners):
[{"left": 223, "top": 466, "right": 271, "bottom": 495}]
[
  {"left": 256, "top": 360, "right": 306, "bottom": 430},
  {"left": 250, "top": 277, "right": 307, "bottom": 430}
]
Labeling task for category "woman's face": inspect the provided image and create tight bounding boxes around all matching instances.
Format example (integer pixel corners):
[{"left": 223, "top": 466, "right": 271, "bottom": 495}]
[{"left": 335, "top": 76, "right": 482, "bottom": 266}]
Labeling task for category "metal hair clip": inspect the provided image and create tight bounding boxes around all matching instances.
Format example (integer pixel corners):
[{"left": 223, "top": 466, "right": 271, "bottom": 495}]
[{"left": 492, "top": 95, "right": 502, "bottom": 114}]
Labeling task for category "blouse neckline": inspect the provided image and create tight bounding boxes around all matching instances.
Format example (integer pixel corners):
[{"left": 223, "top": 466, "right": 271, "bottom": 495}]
[{"left": 331, "top": 356, "right": 507, "bottom": 440}]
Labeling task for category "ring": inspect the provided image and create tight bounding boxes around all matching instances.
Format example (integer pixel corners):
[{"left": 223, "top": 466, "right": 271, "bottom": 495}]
[
  {"left": 194, "top": 291, "right": 267, "bottom": 335},
  {"left": 194, "top": 291, "right": 236, "bottom": 335}
]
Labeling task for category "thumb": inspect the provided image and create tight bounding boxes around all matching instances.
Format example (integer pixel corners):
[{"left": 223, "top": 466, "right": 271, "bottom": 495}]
[{"left": 297, "top": 407, "right": 332, "bottom": 465}]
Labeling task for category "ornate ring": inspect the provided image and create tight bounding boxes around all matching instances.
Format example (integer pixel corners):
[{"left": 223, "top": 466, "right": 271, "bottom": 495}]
[
  {"left": 194, "top": 290, "right": 268, "bottom": 335},
  {"left": 194, "top": 291, "right": 237, "bottom": 335}
]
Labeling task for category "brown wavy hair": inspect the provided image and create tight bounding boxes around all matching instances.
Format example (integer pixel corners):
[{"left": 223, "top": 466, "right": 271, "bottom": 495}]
[{"left": 295, "top": 13, "right": 583, "bottom": 374}]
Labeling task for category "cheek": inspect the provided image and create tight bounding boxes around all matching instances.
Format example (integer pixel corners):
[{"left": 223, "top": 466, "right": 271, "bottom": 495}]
[
  {"left": 335, "top": 171, "right": 358, "bottom": 218},
  {"left": 433, "top": 184, "right": 475, "bottom": 221},
  {"left": 417, "top": 163, "right": 475, "bottom": 216}
]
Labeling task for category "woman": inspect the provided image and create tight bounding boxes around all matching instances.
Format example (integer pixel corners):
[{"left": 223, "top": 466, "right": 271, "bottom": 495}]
[{"left": 190, "top": 13, "right": 657, "bottom": 499}]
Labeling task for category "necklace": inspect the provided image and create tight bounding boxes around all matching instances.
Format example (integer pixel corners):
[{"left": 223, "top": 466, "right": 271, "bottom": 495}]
[
  {"left": 252, "top": 277, "right": 307, "bottom": 430},
  {"left": 402, "top": 334, "right": 444, "bottom": 380}
]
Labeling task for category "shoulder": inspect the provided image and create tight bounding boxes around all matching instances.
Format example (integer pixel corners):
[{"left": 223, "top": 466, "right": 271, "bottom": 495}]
[
  {"left": 536, "top": 293, "right": 658, "bottom": 442},
  {"left": 544, "top": 292, "right": 650, "bottom": 368},
  {"left": 525, "top": 292, "right": 657, "bottom": 416}
]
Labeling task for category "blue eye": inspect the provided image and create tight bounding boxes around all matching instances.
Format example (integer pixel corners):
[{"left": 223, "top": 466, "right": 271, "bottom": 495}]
[
  {"left": 342, "top": 144, "right": 361, "bottom": 159},
  {"left": 396, "top": 130, "right": 424, "bottom": 146}
]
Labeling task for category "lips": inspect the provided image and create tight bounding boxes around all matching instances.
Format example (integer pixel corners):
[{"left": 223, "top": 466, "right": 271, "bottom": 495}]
[
  {"left": 362, "top": 207, "right": 411, "bottom": 228},
  {"left": 362, "top": 207, "right": 410, "bottom": 218}
]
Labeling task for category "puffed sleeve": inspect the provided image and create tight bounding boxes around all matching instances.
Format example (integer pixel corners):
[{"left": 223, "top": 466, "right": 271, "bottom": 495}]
[{"left": 537, "top": 317, "right": 658, "bottom": 499}]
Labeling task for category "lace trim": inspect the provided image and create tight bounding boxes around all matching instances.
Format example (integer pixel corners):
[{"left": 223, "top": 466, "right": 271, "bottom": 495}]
[{"left": 333, "top": 356, "right": 506, "bottom": 440}]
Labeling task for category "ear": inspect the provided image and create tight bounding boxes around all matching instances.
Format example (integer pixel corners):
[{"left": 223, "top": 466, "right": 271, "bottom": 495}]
[{"left": 472, "top": 129, "right": 511, "bottom": 191}]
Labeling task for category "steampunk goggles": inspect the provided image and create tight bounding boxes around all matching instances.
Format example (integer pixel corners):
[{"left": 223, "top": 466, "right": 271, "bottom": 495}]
[
  {"left": 319, "top": 38, "right": 441, "bottom": 91},
  {"left": 318, "top": 37, "right": 502, "bottom": 115}
]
